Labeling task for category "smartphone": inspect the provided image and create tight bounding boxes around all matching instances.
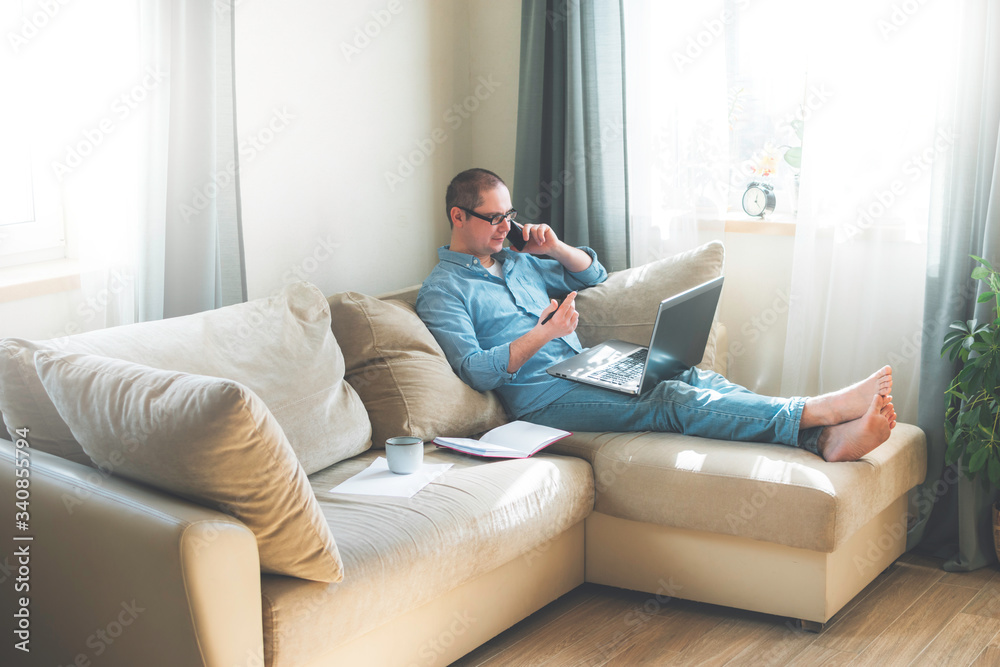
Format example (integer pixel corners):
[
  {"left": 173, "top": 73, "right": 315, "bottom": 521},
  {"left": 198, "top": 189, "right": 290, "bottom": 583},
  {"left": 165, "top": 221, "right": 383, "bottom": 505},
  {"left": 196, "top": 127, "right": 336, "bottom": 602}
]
[{"left": 506, "top": 220, "right": 527, "bottom": 250}]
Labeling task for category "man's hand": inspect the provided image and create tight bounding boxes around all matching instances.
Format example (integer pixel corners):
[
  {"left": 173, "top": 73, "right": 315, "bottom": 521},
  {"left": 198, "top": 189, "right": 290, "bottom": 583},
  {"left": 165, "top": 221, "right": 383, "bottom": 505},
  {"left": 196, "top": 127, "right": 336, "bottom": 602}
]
[
  {"left": 507, "top": 292, "right": 578, "bottom": 373},
  {"left": 510, "top": 223, "right": 593, "bottom": 273},
  {"left": 513, "top": 223, "right": 560, "bottom": 256},
  {"left": 538, "top": 291, "right": 579, "bottom": 338}
]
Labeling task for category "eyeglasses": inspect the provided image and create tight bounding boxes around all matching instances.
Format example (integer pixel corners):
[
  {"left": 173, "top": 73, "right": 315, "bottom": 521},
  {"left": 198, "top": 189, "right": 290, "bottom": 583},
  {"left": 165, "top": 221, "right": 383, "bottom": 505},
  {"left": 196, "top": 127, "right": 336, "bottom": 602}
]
[{"left": 459, "top": 206, "right": 518, "bottom": 226}]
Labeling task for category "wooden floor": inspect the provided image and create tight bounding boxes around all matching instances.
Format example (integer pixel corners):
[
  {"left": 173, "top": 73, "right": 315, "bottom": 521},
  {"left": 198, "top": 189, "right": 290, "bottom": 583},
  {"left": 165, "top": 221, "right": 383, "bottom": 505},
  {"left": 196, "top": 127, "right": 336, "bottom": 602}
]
[{"left": 451, "top": 553, "right": 1000, "bottom": 666}]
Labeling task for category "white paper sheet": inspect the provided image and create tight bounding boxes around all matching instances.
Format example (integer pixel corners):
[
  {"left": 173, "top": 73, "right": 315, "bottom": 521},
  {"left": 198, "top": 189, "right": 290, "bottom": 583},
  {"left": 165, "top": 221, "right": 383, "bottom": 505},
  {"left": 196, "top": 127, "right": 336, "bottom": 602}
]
[{"left": 330, "top": 457, "right": 453, "bottom": 498}]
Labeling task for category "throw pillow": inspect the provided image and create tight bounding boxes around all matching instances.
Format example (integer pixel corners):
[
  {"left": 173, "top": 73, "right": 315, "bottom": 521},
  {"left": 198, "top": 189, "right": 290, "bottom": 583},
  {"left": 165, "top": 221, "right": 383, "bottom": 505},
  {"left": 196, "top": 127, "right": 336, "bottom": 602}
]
[
  {"left": 575, "top": 240, "right": 725, "bottom": 370},
  {"left": 33, "top": 350, "right": 345, "bottom": 583},
  {"left": 0, "top": 282, "right": 371, "bottom": 473},
  {"left": 328, "top": 292, "right": 509, "bottom": 448}
]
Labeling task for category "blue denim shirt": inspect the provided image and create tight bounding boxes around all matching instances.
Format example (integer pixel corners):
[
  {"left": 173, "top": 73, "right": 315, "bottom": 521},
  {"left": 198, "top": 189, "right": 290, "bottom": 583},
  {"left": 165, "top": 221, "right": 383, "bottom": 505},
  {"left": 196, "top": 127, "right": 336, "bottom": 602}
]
[{"left": 416, "top": 246, "right": 608, "bottom": 419}]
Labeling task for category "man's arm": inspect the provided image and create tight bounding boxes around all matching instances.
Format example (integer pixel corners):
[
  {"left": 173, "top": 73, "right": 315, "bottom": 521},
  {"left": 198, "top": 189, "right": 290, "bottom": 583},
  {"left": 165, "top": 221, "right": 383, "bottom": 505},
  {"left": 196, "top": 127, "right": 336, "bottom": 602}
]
[
  {"left": 416, "top": 286, "right": 517, "bottom": 392},
  {"left": 508, "top": 292, "right": 579, "bottom": 373},
  {"left": 514, "top": 223, "right": 594, "bottom": 273}
]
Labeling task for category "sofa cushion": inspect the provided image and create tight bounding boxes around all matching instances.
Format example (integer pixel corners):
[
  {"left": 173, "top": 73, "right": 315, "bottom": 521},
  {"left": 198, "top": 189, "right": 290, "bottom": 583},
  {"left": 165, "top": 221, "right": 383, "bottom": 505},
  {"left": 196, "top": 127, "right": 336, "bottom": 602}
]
[
  {"left": 575, "top": 240, "right": 725, "bottom": 370},
  {"left": 0, "top": 282, "right": 371, "bottom": 472},
  {"left": 33, "top": 350, "right": 345, "bottom": 583},
  {"left": 549, "top": 423, "right": 927, "bottom": 552},
  {"left": 328, "top": 291, "right": 508, "bottom": 448},
  {"left": 259, "top": 446, "right": 594, "bottom": 667}
]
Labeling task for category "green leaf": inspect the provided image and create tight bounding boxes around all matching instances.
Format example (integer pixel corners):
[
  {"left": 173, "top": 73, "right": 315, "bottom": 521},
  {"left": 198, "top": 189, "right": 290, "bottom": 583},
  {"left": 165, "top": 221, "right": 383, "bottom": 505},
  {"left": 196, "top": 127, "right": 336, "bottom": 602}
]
[
  {"left": 989, "top": 455, "right": 1000, "bottom": 488},
  {"left": 783, "top": 147, "right": 802, "bottom": 169},
  {"left": 972, "top": 267, "right": 991, "bottom": 281},
  {"left": 972, "top": 254, "right": 994, "bottom": 272},
  {"left": 978, "top": 291, "right": 997, "bottom": 303},
  {"left": 970, "top": 446, "right": 990, "bottom": 473}
]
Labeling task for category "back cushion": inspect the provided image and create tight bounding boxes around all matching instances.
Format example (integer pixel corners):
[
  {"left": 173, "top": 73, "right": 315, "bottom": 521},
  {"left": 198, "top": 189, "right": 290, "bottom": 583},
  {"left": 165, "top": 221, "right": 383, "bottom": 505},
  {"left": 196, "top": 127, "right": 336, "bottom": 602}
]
[
  {"left": 575, "top": 240, "right": 725, "bottom": 370},
  {"left": 328, "top": 291, "right": 509, "bottom": 448},
  {"left": 0, "top": 282, "right": 371, "bottom": 473}
]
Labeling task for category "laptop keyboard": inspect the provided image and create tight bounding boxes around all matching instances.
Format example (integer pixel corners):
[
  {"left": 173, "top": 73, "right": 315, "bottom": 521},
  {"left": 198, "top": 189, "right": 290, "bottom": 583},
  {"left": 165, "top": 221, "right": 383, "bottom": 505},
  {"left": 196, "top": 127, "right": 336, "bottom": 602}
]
[{"left": 588, "top": 348, "right": 647, "bottom": 386}]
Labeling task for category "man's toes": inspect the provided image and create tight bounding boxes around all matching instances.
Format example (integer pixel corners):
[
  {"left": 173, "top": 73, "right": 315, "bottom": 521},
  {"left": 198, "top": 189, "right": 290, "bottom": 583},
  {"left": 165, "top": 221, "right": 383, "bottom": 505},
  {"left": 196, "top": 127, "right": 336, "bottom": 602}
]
[{"left": 877, "top": 365, "right": 893, "bottom": 394}]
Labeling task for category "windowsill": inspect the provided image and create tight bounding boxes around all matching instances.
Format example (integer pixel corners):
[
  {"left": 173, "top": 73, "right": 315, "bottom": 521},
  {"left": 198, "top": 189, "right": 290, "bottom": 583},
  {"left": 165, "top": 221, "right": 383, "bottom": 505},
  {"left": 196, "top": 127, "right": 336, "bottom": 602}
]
[
  {"left": 724, "top": 218, "right": 796, "bottom": 236},
  {"left": 705, "top": 216, "right": 797, "bottom": 236},
  {"left": 0, "top": 259, "right": 82, "bottom": 304}
]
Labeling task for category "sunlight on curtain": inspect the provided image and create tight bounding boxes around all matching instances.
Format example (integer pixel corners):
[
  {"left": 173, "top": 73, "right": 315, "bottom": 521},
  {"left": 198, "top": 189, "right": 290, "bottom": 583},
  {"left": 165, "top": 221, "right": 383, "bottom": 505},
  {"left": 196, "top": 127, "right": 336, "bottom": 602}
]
[
  {"left": 625, "top": 0, "right": 957, "bottom": 421},
  {"left": 781, "top": 1, "right": 957, "bottom": 423}
]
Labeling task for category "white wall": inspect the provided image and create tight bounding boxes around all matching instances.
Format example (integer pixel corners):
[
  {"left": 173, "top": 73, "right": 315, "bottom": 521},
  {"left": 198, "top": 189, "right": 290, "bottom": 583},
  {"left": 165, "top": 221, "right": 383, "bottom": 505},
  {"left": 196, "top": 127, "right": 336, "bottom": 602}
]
[
  {"left": 235, "top": 0, "right": 521, "bottom": 300},
  {"left": 717, "top": 231, "right": 795, "bottom": 397}
]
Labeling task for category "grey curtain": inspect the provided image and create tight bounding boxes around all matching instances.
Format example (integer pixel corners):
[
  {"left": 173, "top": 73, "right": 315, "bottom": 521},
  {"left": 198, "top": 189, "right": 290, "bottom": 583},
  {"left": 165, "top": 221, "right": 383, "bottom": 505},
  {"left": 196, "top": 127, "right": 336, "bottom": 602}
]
[
  {"left": 514, "top": 0, "right": 630, "bottom": 271},
  {"left": 910, "top": 0, "right": 1000, "bottom": 570}
]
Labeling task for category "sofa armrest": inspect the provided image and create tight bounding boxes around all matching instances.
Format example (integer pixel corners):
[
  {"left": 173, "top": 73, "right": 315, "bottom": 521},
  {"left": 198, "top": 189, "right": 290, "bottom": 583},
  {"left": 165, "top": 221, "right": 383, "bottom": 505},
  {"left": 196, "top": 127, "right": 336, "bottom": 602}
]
[{"left": 0, "top": 439, "right": 263, "bottom": 667}]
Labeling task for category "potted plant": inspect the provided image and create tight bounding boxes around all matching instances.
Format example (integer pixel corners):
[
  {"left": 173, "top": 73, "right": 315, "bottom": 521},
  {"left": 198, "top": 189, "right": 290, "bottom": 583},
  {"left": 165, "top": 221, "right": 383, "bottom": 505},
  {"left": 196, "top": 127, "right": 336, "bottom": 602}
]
[{"left": 941, "top": 255, "right": 1000, "bottom": 558}]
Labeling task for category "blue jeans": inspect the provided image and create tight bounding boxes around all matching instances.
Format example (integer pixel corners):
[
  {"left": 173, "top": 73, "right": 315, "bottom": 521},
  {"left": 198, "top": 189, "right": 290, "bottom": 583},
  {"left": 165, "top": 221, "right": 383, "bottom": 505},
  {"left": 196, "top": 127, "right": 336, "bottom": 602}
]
[{"left": 522, "top": 368, "right": 823, "bottom": 453}]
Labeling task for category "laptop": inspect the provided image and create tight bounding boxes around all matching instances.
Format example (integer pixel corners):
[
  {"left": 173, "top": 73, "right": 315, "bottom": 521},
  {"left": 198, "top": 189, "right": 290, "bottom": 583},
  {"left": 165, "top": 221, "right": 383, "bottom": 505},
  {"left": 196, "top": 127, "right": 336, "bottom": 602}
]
[{"left": 546, "top": 276, "right": 724, "bottom": 395}]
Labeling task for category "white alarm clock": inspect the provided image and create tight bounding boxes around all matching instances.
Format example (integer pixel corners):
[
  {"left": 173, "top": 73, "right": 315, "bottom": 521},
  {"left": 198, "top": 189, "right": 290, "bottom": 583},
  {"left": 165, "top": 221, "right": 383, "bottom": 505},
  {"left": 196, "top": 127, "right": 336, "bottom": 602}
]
[{"left": 742, "top": 182, "right": 775, "bottom": 218}]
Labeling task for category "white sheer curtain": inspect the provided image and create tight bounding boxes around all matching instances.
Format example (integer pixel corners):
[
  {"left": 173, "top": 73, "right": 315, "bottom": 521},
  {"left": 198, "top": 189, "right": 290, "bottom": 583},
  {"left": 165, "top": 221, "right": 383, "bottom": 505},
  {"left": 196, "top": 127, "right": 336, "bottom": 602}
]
[
  {"left": 139, "top": 0, "right": 246, "bottom": 321},
  {"left": 625, "top": 0, "right": 957, "bottom": 421},
  {"left": 780, "top": 1, "right": 956, "bottom": 422}
]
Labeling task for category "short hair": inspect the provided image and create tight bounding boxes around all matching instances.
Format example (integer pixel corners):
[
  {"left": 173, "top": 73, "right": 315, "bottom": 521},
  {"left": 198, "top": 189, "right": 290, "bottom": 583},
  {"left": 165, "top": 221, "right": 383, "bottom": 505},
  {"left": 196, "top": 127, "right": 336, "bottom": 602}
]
[{"left": 445, "top": 168, "right": 507, "bottom": 227}]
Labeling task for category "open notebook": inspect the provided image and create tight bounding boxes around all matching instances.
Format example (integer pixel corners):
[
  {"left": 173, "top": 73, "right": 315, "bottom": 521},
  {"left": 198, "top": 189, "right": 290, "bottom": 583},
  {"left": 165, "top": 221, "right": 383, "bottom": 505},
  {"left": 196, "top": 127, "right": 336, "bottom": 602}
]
[{"left": 433, "top": 421, "right": 571, "bottom": 458}]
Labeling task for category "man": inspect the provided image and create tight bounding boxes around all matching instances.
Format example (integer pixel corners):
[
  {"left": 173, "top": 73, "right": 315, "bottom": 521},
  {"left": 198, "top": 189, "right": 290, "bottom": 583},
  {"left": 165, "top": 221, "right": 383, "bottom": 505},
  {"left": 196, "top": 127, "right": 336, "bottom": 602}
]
[{"left": 416, "top": 168, "right": 896, "bottom": 462}]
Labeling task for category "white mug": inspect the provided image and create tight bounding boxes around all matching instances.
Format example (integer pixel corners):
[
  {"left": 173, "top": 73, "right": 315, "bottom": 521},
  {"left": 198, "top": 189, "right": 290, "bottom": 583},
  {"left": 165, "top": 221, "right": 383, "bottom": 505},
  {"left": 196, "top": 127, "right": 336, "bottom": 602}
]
[{"left": 385, "top": 436, "right": 423, "bottom": 474}]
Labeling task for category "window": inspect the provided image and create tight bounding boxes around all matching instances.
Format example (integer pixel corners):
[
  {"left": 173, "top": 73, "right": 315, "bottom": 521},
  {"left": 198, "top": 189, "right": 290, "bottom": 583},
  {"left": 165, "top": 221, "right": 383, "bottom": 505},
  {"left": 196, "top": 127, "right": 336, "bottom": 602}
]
[
  {"left": 1, "top": 0, "right": 140, "bottom": 270},
  {"left": 625, "top": 0, "right": 952, "bottom": 239}
]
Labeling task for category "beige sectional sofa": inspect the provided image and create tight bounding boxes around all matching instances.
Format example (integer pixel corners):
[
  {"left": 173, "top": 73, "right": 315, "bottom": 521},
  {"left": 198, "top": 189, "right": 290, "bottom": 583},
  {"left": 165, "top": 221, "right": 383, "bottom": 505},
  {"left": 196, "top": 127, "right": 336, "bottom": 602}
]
[{"left": 0, "top": 242, "right": 926, "bottom": 666}]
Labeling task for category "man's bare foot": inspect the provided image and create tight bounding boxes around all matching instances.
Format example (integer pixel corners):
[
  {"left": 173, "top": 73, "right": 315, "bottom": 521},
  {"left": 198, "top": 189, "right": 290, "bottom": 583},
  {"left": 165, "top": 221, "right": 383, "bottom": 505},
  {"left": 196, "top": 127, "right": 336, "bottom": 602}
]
[
  {"left": 802, "top": 365, "right": 893, "bottom": 428},
  {"left": 881, "top": 395, "right": 897, "bottom": 430},
  {"left": 818, "top": 394, "right": 893, "bottom": 462}
]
